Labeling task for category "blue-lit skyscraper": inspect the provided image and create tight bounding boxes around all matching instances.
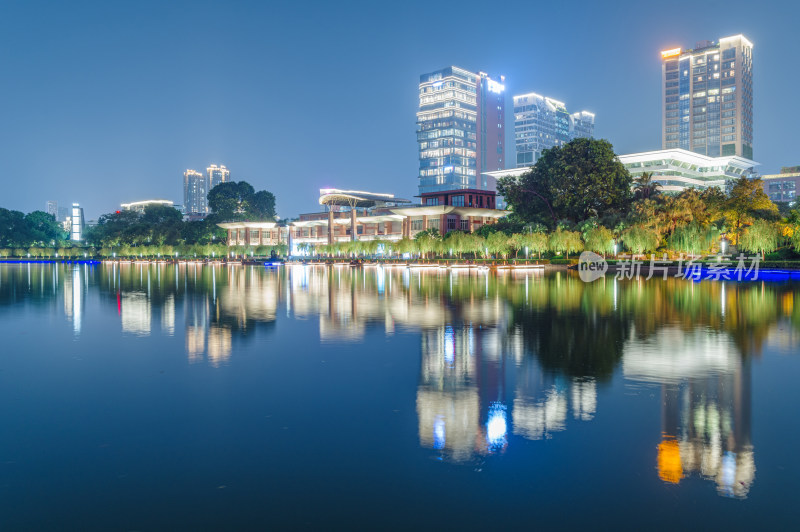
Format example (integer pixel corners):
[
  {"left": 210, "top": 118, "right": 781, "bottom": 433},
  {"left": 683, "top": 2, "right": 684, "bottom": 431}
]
[
  {"left": 417, "top": 67, "right": 505, "bottom": 196},
  {"left": 513, "top": 93, "right": 595, "bottom": 168}
]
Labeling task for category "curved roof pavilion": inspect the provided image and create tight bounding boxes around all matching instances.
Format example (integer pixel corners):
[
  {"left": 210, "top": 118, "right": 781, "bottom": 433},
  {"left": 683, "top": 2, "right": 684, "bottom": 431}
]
[{"left": 318, "top": 188, "right": 411, "bottom": 209}]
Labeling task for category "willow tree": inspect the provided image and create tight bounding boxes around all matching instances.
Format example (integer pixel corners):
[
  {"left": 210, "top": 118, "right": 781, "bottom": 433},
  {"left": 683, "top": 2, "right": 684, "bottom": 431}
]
[
  {"left": 520, "top": 231, "right": 548, "bottom": 259},
  {"left": 622, "top": 225, "right": 659, "bottom": 255},
  {"left": 486, "top": 231, "right": 511, "bottom": 259},
  {"left": 394, "top": 238, "right": 417, "bottom": 258},
  {"left": 414, "top": 229, "right": 441, "bottom": 259},
  {"left": 667, "top": 222, "right": 719, "bottom": 256},
  {"left": 548, "top": 228, "right": 583, "bottom": 259},
  {"left": 739, "top": 219, "right": 782, "bottom": 260},
  {"left": 583, "top": 226, "right": 615, "bottom": 257}
]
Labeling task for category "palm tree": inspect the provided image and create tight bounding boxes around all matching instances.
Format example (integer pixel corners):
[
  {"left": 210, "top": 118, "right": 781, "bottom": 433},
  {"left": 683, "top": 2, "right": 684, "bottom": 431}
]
[{"left": 633, "top": 172, "right": 661, "bottom": 200}]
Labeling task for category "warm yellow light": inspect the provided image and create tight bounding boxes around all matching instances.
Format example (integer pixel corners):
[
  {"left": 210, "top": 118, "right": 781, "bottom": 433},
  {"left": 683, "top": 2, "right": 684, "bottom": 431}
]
[
  {"left": 661, "top": 48, "right": 682, "bottom": 59},
  {"left": 657, "top": 438, "right": 683, "bottom": 484}
]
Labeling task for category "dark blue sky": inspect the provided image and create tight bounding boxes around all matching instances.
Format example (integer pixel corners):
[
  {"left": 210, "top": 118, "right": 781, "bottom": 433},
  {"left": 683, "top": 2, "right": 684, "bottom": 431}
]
[{"left": 2, "top": 0, "right": 798, "bottom": 219}]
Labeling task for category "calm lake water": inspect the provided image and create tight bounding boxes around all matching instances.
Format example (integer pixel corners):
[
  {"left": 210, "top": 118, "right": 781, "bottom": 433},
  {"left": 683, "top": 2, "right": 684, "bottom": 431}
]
[{"left": 1, "top": 262, "right": 799, "bottom": 529}]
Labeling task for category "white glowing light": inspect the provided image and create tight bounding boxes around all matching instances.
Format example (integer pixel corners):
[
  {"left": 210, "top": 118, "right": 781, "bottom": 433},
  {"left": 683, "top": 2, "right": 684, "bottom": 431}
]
[
  {"left": 433, "top": 416, "right": 446, "bottom": 450},
  {"left": 487, "top": 79, "right": 505, "bottom": 94},
  {"left": 486, "top": 402, "right": 508, "bottom": 450}
]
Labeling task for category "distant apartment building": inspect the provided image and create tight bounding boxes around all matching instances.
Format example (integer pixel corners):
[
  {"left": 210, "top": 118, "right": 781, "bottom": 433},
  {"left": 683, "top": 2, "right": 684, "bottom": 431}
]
[
  {"left": 661, "top": 35, "right": 753, "bottom": 159},
  {"left": 46, "top": 200, "right": 58, "bottom": 219},
  {"left": 417, "top": 66, "right": 506, "bottom": 196},
  {"left": 513, "top": 93, "right": 595, "bottom": 168},
  {"left": 183, "top": 169, "right": 207, "bottom": 215},
  {"left": 70, "top": 203, "right": 84, "bottom": 241},
  {"left": 761, "top": 167, "right": 800, "bottom": 204},
  {"left": 207, "top": 164, "right": 230, "bottom": 191}
]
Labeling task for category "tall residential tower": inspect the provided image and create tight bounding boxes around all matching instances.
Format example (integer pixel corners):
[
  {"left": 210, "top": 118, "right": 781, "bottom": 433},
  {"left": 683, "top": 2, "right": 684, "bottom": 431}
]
[
  {"left": 207, "top": 164, "right": 230, "bottom": 190},
  {"left": 661, "top": 35, "right": 753, "bottom": 159},
  {"left": 417, "top": 66, "right": 505, "bottom": 196},
  {"left": 513, "top": 93, "right": 595, "bottom": 167},
  {"left": 183, "top": 169, "right": 207, "bottom": 215}
]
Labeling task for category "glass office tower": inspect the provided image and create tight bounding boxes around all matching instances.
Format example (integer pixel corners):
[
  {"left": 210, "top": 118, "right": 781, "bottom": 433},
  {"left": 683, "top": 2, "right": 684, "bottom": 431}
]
[
  {"left": 661, "top": 35, "right": 753, "bottom": 159},
  {"left": 417, "top": 67, "right": 505, "bottom": 195},
  {"left": 513, "top": 93, "right": 595, "bottom": 168}
]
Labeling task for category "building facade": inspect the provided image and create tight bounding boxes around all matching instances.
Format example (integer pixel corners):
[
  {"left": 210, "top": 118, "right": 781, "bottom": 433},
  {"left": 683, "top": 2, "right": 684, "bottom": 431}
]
[
  {"left": 661, "top": 35, "right": 753, "bottom": 159},
  {"left": 220, "top": 188, "right": 507, "bottom": 254},
  {"left": 121, "top": 199, "right": 175, "bottom": 213},
  {"left": 619, "top": 148, "right": 758, "bottom": 192},
  {"left": 207, "top": 164, "right": 230, "bottom": 191},
  {"left": 46, "top": 201, "right": 58, "bottom": 219},
  {"left": 761, "top": 170, "right": 800, "bottom": 204},
  {"left": 70, "top": 203, "right": 84, "bottom": 242},
  {"left": 513, "top": 93, "right": 595, "bottom": 168},
  {"left": 417, "top": 67, "right": 505, "bottom": 196},
  {"left": 183, "top": 169, "right": 207, "bottom": 215}
]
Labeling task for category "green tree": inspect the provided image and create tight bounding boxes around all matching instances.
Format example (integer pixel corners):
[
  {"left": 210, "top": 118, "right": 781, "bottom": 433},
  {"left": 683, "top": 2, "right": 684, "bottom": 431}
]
[
  {"left": 622, "top": 225, "right": 659, "bottom": 255},
  {"left": 723, "top": 177, "right": 778, "bottom": 244},
  {"left": 486, "top": 231, "right": 511, "bottom": 259},
  {"left": 25, "top": 211, "right": 66, "bottom": 244},
  {"left": 498, "top": 138, "right": 633, "bottom": 226},
  {"left": 548, "top": 228, "right": 583, "bottom": 259},
  {"left": 739, "top": 219, "right": 782, "bottom": 260},
  {"left": 656, "top": 195, "right": 693, "bottom": 237},
  {"left": 632, "top": 172, "right": 660, "bottom": 200},
  {"left": 463, "top": 233, "right": 486, "bottom": 258},
  {"left": 520, "top": 231, "right": 548, "bottom": 259},
  {"left": 394, "top": 238, "right": 417, "bottom": 257},
  {"left": 207, "top": 181, "right": 277, "bottom": 221},
  {"left": 667, "top": 222, "right": 719, "bottom": 256},
  {"left": 583, "top": 226, "right": 615, "bottom": 257},
  {"left": 414, "top": 228, "right": 441, "bottom": 259},
  {"left": 0, "top": 208, "right": 28, "bottom": 247}
]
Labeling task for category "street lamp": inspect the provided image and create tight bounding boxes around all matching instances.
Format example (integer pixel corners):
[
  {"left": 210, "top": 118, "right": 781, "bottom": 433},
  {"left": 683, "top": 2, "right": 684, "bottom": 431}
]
[{"left": 721, "top": 238, "right": 728, "bottom": 255}]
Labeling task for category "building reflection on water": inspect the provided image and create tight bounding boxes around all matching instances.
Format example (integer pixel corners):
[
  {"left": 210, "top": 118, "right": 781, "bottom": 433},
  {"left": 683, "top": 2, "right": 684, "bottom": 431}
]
[
  {"left": 624, "top": 329, "right": 754, "bottom": 498},
  {"left": 1, "top": 263, "right": 799, "bottom": 498}
]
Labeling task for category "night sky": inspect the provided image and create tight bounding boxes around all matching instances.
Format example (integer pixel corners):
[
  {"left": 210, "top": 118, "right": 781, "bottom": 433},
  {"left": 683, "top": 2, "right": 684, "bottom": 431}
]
[{"left": 2, "top": 0, "right": 798, "bottom": 219}]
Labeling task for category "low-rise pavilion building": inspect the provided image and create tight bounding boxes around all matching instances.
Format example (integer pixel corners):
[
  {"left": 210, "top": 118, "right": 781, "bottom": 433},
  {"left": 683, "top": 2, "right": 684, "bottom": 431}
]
[{"left": 217, "top": 187, "right": 508, "bottom": 254}]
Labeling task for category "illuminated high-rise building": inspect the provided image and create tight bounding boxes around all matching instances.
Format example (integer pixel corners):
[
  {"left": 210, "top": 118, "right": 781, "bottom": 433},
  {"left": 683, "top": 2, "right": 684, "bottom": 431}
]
[
  {"left": 417, "top": 67, "right": 505, "bottom": 196},
  {"left": 70, "top": 203, "right": 84, "bottom": 241},
  {"left": 207, "top": 164, "right": 230, "bottom": 191},
  {"left": 513, "top": 93, "right": 595, "bottom": 168},
  {"left": 46, "top": 200, "right": 58, "bottom": 219},
  {"left": 183, "top": 169, "right": 207, "bottom": 215},
  {"left": 661, "top": 35, "right": 753, "bottom": 159}
]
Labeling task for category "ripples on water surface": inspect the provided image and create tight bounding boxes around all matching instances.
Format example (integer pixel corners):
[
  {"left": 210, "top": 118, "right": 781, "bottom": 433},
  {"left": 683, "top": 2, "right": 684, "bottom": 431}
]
[{"left": 1, "top": 263, "right": 799, "bottom": 528}]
